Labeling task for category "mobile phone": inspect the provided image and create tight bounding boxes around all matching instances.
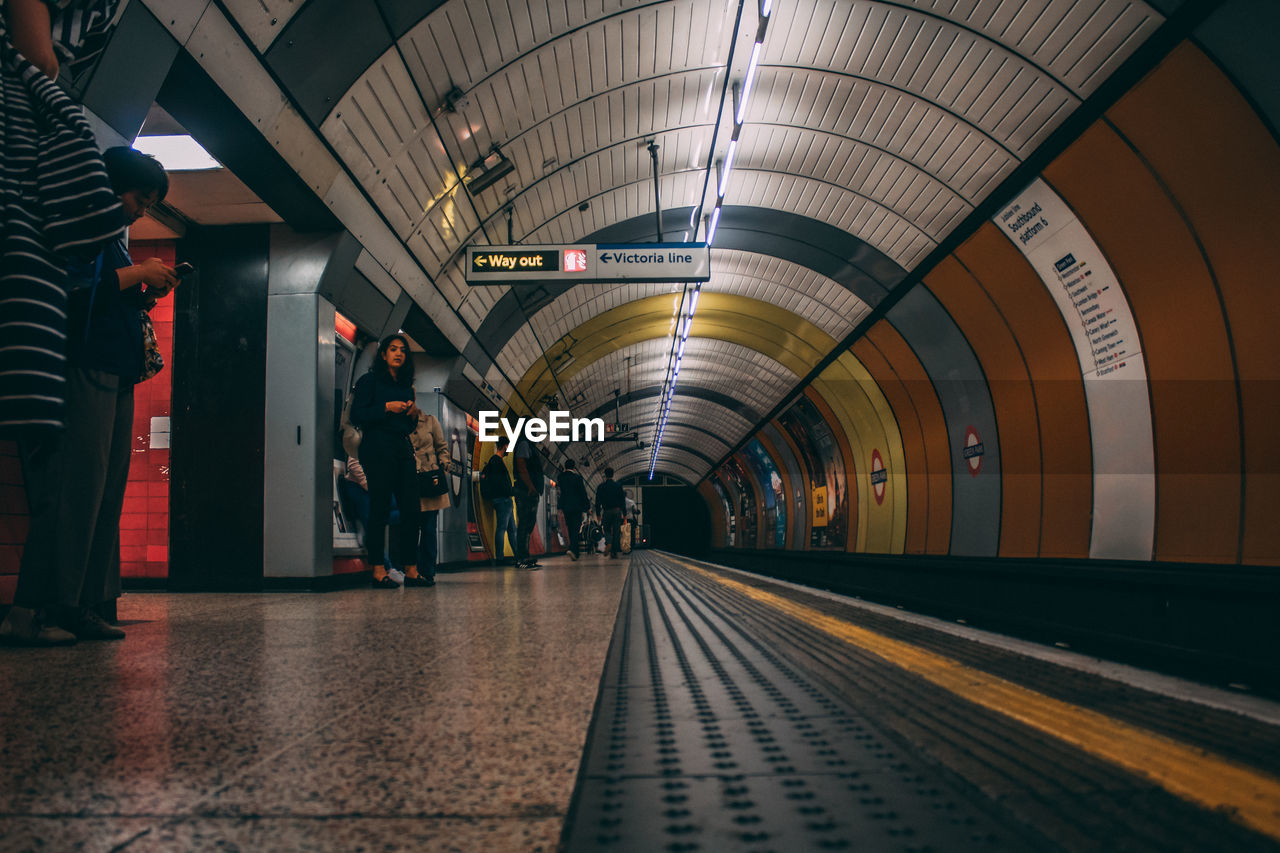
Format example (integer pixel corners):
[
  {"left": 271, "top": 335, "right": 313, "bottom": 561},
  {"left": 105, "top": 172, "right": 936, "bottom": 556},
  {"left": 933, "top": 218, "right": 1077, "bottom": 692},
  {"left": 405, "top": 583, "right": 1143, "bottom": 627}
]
[{"left": 174, "top": 262, "right": 195, "bottom": 278}]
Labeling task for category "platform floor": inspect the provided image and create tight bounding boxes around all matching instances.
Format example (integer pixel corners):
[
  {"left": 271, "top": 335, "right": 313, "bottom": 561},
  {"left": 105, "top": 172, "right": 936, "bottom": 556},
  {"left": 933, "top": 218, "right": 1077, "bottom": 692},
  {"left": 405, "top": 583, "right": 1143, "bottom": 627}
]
[
  {"left": 3, "top": 551, "right": 1280, "bottom": 852},
  {"left": 0, "top": 555, "right": 630, "bottom": 852}
]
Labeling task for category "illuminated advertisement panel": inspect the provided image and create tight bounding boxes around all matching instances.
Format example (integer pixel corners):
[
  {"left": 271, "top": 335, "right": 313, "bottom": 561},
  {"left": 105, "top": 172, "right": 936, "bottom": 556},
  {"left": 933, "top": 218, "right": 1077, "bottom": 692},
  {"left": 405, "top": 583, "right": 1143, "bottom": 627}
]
[
  {"left": 743, "top": 439, "right": 786, "bottom": 548},
  {"left": 779, "top": 397, "right": 847, "bottom": 549},
  {"left": 720, "top": 457, "right": 757, "bottom": 547},
  {"left": 710, "top": 476, "right": 734, "bottom": 547}
]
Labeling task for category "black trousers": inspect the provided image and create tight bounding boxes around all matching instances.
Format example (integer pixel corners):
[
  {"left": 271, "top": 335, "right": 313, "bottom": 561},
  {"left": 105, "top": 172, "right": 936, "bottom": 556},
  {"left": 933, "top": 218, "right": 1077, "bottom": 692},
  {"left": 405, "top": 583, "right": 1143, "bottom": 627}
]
[
  {"left": 564, "top": 509, "right": 585, "bottom": 555},
  {"left": 16, "top": 367, "right": 133, "bottom": 611},
  {"left": 603, "top": 508, "right": 624, "bottom": 557},
  {"left": 359, "top": 434, "right": 419, "bottom": 569},
  {"left": 515, "top": 492, "right": 539, "bottom": 560}
]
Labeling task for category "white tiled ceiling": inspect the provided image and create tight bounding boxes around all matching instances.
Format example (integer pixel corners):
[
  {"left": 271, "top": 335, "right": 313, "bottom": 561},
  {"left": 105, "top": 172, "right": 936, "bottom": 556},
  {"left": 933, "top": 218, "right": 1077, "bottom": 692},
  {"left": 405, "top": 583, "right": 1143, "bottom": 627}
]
[{"left": 296, "top": 0, "right": 1165, "bottom": 479}]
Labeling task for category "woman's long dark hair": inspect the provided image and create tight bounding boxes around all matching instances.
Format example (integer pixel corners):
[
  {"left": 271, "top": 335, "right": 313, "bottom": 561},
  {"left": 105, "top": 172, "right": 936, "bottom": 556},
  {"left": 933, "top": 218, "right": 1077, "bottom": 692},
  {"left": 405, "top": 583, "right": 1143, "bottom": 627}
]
[{"left": 371, "top": 334, "right": 415, "bottom": 388}]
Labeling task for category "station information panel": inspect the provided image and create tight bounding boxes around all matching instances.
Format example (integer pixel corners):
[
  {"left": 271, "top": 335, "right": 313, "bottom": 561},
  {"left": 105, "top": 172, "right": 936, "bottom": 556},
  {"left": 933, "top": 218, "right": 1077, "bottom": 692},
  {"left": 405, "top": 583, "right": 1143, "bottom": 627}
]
[{"left": 465, "top": 243, "right": 709, "bottom": 285}]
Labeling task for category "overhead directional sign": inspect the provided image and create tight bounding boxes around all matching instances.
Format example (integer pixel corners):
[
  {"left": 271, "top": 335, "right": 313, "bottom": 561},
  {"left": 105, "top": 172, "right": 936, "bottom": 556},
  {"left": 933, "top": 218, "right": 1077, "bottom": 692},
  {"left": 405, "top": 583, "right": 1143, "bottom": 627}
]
[{"left": 466, "top": 243, "right": 709, "bottom": 286}]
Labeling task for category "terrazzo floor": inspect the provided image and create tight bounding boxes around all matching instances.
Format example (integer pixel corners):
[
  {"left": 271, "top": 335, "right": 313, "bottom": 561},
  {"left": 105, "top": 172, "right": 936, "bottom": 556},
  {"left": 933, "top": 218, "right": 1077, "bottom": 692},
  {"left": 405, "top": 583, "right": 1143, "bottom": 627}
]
[{"left": 0, "top": 555, "right": 631, "bottom": 852}]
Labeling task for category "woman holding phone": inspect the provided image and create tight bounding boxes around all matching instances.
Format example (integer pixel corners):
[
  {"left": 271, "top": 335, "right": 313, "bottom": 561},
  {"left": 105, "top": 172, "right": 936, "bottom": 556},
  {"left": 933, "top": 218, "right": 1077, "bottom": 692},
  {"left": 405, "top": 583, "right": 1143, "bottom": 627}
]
[
  {"left": 2, "top": 147, "right": 179, "bottom": 645},
  {"left": 349, "top": 334, "right": 422, "bottom": 588}
]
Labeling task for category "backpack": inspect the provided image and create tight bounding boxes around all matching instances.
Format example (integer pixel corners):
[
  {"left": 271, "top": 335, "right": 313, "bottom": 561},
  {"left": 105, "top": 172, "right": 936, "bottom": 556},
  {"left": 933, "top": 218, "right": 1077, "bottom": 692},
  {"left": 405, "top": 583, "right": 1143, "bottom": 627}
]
[{"left": 480, "top": 454, "right": 512, "bottom": 501}]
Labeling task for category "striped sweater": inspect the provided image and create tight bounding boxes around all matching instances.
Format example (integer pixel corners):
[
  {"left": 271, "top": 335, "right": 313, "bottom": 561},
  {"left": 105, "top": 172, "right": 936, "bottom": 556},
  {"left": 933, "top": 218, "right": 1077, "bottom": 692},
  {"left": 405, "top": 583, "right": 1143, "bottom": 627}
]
[{"left": 0, "top": 0, "right": 124, "bottom": 435}]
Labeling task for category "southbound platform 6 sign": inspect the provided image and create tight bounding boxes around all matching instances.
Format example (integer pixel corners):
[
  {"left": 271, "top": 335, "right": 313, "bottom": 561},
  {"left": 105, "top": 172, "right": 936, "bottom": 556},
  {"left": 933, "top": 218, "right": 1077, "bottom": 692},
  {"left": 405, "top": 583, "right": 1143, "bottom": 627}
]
[{"left": 467, "top": 243, "right": 709, "bottom": 285}]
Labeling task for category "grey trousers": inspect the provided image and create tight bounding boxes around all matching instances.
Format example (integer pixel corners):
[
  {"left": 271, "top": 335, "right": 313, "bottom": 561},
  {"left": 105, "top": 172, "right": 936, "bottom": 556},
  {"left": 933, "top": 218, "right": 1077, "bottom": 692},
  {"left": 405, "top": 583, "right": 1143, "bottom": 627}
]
[{"left": 16, "top": 367, "right": 134, "bottom": 611}]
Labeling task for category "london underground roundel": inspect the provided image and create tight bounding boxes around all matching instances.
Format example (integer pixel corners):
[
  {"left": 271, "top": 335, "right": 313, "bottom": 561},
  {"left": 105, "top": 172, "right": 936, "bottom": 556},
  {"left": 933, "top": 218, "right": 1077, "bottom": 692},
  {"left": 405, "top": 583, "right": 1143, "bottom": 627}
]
[
  {"left": 870, "top": 449, "right": 887, "bottom": 505},
  {"left": 963, "top": 426, "right": 985, "bottom": 477}
]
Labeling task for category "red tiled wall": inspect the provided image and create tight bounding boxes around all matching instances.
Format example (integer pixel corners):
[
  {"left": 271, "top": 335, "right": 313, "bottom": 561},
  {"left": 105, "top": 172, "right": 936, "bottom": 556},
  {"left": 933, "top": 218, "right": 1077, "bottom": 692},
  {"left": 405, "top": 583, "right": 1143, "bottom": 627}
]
[
  {"left": 122, "top": 240, "right": 176, "bottom": 580},
  {"left": 0, "top": 442, "right": 26, "bottom": 604},
  {"left": 0, "top": 240, "right": 177, "bottom": 604}
]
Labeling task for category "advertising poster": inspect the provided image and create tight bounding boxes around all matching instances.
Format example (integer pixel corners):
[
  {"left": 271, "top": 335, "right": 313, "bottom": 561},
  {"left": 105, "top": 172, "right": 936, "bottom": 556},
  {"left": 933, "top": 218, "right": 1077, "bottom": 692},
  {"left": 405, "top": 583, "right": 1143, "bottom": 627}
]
[
  {"left": 720, "top": 457, "right": 757, "bottom": 547},
  {"left": 744, "top": 439, "right": 786, "bottom": 548},
  {"left": 780, "top": 398, "right": 846, "bottom": 549},
  {"left": 710, "top": 476, "right": 734, "bottom": 547}
]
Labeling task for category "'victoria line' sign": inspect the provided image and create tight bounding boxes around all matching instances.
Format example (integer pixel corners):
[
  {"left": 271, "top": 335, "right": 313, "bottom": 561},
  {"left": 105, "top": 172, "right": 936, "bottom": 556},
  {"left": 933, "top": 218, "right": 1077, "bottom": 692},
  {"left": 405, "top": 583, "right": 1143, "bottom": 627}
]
[{"left": 466, "top": 242, "right": 710, "bottom": 285}]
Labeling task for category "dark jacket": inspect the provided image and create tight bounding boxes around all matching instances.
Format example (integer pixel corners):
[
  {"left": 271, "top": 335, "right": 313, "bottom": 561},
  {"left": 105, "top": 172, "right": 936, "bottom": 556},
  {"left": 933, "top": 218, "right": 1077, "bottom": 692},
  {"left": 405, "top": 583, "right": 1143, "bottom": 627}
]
[
  {"left": 558, "top": 469, "right": 589, "bottom": 512},
  {"left": 513, "top": 435, "right": 545, "bottom": 496},
  {"left": 481, "top": 453, "right": 514, "bottom": 502},
  {"left": 66, "top": 238, "right": 146, "bottom": 383},
  {"left": 595, "top": 478, "right": 626, "bottom": 514},
  {"left": 350, "top": 371, "right": 416, "bottom": 442}
]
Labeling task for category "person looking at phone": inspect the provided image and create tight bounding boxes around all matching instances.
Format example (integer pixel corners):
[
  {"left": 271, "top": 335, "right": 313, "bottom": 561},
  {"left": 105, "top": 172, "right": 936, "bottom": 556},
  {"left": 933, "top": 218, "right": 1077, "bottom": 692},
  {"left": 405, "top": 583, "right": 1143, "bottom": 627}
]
[
  {"left": 348, "top": 334, "right": 422, "bottom": 588},
  {"left": 1, "top": 147, "right": 179, "bottom": 645}
]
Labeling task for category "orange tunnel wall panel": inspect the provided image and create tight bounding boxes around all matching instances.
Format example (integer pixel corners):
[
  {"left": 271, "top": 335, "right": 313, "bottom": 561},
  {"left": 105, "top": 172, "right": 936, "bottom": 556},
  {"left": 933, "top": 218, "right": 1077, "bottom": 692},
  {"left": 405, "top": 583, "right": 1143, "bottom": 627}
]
[
  {"left": 955, "top": 225, "right": 1093, "bottom": 559},
  {"left": 865, "top": 323, "right": 952, "bottom": 555},
  {"left": 924, "top": 257, "right": 1043, "bottom": 558},
  {"left": 1044, "top": 120, "right": 1243, "bottom": 564},
  {"left": 1105, "top": 43, "right": 1280, "bottom": 564},
  {"left": 697, "top": 481, "right": 727, "bottom": 549}
]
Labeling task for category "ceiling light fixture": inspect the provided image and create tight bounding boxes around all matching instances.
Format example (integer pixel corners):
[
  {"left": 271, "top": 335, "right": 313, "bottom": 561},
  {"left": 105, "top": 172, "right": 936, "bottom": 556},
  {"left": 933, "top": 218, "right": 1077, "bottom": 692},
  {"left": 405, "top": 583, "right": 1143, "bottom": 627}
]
[
  {"left": 649, "top": 0, "right": 772, "bottom": 479},
  {"left": 133, "top": 134, "right": 221, "bottom": 171},
  {"left": 462, "top": 148, "right": 515, "bottom": 196}
]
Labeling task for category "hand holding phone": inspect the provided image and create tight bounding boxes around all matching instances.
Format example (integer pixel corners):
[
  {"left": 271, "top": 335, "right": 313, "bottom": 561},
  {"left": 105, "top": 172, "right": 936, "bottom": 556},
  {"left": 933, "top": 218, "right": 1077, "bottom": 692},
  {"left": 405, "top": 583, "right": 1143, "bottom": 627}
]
[{"left": 174, "top": 262, "right": 195, "bottom": 279}]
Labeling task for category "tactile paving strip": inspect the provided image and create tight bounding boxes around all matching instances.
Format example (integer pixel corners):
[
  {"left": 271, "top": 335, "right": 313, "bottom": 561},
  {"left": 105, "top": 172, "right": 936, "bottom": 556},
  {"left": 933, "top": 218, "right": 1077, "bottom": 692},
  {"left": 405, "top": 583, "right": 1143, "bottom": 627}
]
[{"left": 563, "top": 553, "right": 1034, "bottom": 852}]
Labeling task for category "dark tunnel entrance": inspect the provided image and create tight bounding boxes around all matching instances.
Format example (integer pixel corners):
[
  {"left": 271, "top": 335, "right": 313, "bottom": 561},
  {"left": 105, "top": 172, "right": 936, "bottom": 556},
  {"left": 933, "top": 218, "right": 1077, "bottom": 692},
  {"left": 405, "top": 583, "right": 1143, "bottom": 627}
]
[{"left": 642, "top": 486, "right": 711, "bottom": 559}]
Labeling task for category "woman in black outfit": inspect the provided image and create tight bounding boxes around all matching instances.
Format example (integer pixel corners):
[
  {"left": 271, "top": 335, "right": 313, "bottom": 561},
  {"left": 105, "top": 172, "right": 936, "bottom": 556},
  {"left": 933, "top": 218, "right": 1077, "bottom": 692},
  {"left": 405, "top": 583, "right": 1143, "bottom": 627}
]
[{"left": 349, "top": 335, "right": 425, "bottom": 587}]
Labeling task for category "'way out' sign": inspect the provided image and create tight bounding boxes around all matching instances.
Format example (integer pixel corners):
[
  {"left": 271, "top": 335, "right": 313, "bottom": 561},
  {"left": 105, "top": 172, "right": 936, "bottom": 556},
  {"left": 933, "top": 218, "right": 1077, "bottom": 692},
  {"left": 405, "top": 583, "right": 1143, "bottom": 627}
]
[{"left": 466, "top": 243, "right": 710, "bottom": 285}]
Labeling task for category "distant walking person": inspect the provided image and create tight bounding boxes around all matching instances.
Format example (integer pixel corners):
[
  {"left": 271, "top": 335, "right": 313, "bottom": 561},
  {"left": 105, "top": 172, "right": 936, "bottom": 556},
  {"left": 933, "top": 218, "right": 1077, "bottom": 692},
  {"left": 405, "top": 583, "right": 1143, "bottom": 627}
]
[
  {"left": 594, "top": 467, "right": 627, "bottom": 559},
  {"left": 349, "top": 335, "right": 421, "bottom": 588},
  {"left": 512, "top": 434, "right": 544, "bottom": 570},
  {"left": 480, "top": 446, "right": 516, "bottom": 564},
  {"left": 557, "top": 459, "right": 590, "bottom": 560},
  {"left": 410, "top": 406, "right": 450, "bottom": 586}
]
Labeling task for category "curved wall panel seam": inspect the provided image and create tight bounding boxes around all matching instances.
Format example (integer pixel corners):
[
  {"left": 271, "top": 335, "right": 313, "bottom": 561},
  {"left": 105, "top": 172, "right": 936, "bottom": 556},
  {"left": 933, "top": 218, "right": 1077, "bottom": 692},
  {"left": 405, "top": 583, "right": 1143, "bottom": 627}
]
[
  {"left": 948, "top": 251, "right": 1047, "bottom": 558},
  {"left": 1097, "top": 113, "right": 1247, "bottom": 563},
  {"left": 852, "top": 336, "right": 931, "bottom": 555}
]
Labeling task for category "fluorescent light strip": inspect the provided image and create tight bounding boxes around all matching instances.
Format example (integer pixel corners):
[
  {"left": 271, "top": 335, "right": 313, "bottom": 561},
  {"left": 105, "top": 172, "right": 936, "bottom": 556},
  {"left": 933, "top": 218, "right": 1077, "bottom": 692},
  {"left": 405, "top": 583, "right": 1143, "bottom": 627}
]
[
  {"left": 654, "top": 0, "right": 774, "bottom": 480},
  {"left": 738, "top": 42, "right": 762, "bottom": 126},
  {"left": 718, "top": 140, "right": 737, "bottom": 198}
]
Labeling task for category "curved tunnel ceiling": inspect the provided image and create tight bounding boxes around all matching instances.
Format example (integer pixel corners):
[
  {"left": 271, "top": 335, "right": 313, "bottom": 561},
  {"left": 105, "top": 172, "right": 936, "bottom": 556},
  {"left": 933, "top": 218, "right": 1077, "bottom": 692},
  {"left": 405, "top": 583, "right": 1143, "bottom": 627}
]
[{"left": 207, "top": 0, "right": 1169, "bottom": 481}]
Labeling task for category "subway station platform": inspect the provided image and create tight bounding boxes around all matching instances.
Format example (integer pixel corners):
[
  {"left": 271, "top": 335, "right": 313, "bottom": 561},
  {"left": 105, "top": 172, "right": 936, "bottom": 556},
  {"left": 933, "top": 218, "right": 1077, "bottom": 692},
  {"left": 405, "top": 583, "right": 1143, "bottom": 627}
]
[{"left": 3, "top": 553, "right": 1280, "bottom": 852}]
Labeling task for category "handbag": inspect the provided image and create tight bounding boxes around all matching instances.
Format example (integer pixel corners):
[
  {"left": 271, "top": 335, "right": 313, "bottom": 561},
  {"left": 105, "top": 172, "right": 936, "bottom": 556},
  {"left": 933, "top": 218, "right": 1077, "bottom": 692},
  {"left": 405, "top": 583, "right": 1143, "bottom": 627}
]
[
  {"left": 418, "top": 465, "right": 448, "bottom": 497},
  {"left": 139, "top": 310, "right": 164, "bottom": 380}
]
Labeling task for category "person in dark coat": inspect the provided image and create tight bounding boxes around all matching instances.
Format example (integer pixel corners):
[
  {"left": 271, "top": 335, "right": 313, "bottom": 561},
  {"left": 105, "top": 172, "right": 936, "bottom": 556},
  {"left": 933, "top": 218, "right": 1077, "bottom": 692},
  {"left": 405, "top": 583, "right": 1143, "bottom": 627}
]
[
  {"left": 557, "top": 459, "right": 590, "bottom": 560},
  {"left": 349, "top": 334, "right": 422, "bottom": 588},
  {"left": 594, "top": 467, "right": 627, "bottom": 559}
]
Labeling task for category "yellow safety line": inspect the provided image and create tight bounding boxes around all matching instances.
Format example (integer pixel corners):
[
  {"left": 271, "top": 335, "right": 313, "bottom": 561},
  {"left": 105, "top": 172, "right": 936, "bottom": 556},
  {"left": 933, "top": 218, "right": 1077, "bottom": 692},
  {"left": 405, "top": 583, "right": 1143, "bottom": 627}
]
[{"left": 667, "top": 557, "right": 1280, "bottom": 841}]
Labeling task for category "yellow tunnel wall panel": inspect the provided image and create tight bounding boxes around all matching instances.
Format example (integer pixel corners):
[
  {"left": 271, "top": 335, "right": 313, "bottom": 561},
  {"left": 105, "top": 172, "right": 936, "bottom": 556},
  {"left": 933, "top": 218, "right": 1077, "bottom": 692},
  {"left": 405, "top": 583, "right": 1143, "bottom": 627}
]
[
  {"left": 813, "top": 352, "right": 908, "bottom": 555},
  {"left": 1103, "top": 42, "right": 1280, "bottom": 565},
  {"left": 954, "top": 225, "right": 1094, "bottom": 559},
  {"left": 1044, "top": 120, "right": 1243, "bottom": 564},
  {"left": 851, "top": 337, "right": 931, "bottom": 555}
]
